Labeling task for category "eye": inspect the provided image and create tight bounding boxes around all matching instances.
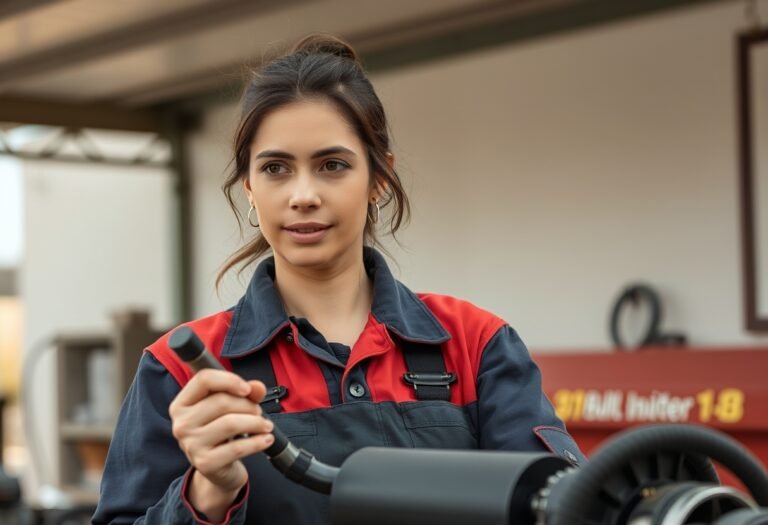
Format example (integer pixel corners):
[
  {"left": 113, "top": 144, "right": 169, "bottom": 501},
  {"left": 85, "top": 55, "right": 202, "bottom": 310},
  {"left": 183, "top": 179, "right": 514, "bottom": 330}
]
[
  {"left": 262, "top": 162, "right": 288, "bottom": 175},
  {"left": 321, "top": 159, "right": 349, "bottom": 172}
]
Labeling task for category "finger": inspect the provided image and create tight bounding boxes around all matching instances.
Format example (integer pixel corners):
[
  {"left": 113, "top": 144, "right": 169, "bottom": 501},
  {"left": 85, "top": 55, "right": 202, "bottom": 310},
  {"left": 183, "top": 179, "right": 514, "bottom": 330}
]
[
  {"left": 199, "top": 414, "right": 274, "bottom": 447},
  {"left": 174, "top": 369, "right": 250, "bottom": 407},
  {"left": 198, "top": 433, "right": 276, "bottom": 473},
  {"left": 246, "top": 380, "right": 268, "bottom": 404},
  {"left": 177, "top": 392, "right": 263, "bottom": 430}
]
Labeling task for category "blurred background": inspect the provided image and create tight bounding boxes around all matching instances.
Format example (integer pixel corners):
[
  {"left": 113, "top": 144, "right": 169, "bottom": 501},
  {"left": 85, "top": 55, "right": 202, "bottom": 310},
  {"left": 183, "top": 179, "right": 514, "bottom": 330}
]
[{"left": 1, "top": 0, "right": 768, "bottom": 521}]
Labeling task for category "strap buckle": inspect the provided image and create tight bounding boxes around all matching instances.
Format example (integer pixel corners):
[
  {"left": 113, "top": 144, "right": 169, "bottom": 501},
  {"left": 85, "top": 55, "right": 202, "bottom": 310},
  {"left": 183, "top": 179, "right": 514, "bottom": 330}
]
[
  {"left": 261, "top": 385, "right": 288, "bottom": 405},
  {"left": 402, "top": 372, "right": 456, "bottom": 391}
]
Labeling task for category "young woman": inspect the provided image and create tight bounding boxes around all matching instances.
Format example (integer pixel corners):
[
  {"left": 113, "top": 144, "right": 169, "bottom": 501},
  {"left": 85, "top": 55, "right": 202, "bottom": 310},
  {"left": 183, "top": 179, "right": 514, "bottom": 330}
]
[{"left": 93, "top": 34, "right": 584, "bottom": 525}]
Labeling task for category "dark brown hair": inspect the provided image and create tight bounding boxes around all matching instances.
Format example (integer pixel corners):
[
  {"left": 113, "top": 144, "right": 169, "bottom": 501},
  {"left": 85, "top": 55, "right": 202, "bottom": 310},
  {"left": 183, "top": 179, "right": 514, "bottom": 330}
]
[{"left": 216, "top": 33, "right": 410, "bottom": 287}]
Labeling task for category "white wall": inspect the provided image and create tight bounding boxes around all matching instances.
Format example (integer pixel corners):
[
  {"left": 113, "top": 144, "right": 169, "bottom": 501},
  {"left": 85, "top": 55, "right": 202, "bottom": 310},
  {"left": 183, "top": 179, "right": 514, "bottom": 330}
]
[
  {"left": 187, "top": 0, "right": 768, "bottom": 349},
  {"left": 186, "top": 103, "right": 252, "bottom": 312},
  {"left": 20, "top": 160, "right": 175, "bottom": 494},
  {"left": 0, "top": 157, "right": 24, "bottom": 267}
]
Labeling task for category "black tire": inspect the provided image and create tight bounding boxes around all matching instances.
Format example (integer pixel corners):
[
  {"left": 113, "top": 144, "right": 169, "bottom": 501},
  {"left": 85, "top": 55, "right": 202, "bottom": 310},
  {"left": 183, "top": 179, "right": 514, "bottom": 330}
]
[{"left": 548, "top": 425, "right": 768, "bottom": 525}]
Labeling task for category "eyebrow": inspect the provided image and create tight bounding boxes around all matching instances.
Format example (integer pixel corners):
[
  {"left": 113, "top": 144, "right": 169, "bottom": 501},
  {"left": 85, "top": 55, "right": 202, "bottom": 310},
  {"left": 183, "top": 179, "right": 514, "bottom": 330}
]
[{"left": 254, "top": 146, "right": 357, "bottom": 160}]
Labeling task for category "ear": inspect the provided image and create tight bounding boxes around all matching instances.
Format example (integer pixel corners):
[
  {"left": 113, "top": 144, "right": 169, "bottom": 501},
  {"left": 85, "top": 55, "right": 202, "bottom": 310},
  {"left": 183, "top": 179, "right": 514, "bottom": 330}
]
[
  {"left": 369, "top": 178, "right": 389, "bottom": 204},
  {"left": 370, "top": 152, "right": 394, "bottom": 203},
  {"left": 242, "top": 176, "right": 253, "bottom": 205},
  {"left": 384, "top": 151, "right": 395, "bottom": 171}
]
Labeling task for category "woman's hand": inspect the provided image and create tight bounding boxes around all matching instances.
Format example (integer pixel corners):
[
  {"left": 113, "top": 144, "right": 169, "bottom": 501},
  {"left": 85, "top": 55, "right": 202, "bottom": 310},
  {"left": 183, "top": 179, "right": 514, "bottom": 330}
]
[{"left": 169, "top": 369, "right": 275, "bottom": 520}]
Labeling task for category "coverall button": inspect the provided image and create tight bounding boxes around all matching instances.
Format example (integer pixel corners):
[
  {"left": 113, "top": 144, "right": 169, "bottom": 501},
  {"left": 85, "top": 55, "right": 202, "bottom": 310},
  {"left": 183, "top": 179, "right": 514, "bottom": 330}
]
[
  {"left": 285, "top": 332, "right": 294, "bottom": 343},
  {"left": 348, "top": 382, "right": 366, "bottom": 398}
]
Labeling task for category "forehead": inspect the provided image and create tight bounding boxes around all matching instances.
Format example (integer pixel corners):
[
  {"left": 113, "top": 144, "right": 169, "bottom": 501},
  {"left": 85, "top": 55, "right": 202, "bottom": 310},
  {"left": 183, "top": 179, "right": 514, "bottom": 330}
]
[{"left": 250, "top": 100, "right": 362, "bottom": 155}]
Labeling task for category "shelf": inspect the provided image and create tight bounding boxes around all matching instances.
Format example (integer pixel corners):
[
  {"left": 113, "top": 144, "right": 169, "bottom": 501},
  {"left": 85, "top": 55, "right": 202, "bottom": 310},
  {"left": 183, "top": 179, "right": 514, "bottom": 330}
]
[
  {"left": 55, "top": 311, "right": 166, "bottom": 493},
  {"left": 60, "top": 422, "right": 114, "bottom": 441},
  {"left": 54, "top": 334, "right": 111, "bottom": 347}
]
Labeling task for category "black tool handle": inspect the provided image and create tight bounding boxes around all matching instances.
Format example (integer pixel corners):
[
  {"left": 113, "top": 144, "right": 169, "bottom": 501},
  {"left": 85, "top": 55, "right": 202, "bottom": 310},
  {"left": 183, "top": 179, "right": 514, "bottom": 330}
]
[{"left": 168, "top": 326, "right": 337, "bottom": 493}]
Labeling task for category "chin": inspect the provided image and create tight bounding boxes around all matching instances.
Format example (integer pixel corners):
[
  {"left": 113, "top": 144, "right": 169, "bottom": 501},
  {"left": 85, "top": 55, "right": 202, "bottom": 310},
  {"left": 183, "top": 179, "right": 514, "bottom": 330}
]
[
  {"left": 278, "top": 244, "right": 338, "bottom": 269},
  {"left": 278, "top": 239, "right": 361, "bottom": 272}
]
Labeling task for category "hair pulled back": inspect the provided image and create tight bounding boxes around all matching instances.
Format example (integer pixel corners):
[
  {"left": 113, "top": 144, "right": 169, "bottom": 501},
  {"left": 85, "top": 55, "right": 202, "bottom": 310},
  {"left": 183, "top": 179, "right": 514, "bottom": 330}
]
[{"left": 216, "top": 33, "right": 410, "bottom": 287}]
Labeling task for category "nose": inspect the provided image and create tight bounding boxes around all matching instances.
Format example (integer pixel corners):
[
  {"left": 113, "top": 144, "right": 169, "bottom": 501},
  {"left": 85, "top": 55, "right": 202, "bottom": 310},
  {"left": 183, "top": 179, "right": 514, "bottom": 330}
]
[{"left": 288, "top": 171, "right": 321, "bottom": 211}]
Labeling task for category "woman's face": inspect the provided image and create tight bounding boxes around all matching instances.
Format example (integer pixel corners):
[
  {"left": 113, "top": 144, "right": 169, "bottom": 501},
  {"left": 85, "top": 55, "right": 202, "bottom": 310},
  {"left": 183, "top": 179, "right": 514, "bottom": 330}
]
[{"left": 244, "top": 100, "right": 383, "bottom": 271}]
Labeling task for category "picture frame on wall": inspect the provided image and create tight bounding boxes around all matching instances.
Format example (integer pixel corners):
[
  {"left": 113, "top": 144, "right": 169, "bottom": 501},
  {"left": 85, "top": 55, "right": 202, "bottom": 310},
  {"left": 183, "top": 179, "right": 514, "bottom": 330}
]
[{"left": 737, "top": 28, "right": 768, "bottom": 331}]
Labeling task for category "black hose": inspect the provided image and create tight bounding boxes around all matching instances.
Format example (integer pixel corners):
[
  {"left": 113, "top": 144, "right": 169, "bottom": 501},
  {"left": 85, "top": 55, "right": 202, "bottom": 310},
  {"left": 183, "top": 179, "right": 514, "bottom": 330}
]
[
  {"left": 609, "top": 284, "right": 662, "bottom": 348},
  {"left": 263, "top": 426, "right": 338, "bottom": 494},
  {"left": 548, "top": 424, "right": 768, "bottom": 525},
  {"left": 609, "top": 284, "right": 687, "bottom": 348},
  {"left": 169, "top": 327, "right": 340, "bottom": 494}
]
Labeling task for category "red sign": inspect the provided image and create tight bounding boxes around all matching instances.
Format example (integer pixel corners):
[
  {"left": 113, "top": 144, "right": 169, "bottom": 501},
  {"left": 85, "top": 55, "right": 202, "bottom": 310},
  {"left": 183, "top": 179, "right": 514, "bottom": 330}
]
[{"left": 534, "top": 347, "right": 768, "bottom": 483}]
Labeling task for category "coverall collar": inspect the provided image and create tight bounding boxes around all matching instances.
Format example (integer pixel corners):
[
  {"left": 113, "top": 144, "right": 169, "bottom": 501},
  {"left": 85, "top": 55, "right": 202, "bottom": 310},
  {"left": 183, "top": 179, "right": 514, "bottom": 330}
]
[{"left": 222, "top": 247, "right": 451, "bottom": 358}]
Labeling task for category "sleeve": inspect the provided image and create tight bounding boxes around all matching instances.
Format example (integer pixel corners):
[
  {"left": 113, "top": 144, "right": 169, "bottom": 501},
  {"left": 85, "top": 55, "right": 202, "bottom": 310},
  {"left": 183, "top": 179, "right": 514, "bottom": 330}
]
[
  {"left": 475, "top": 324, "right": 587, "bottom": 466},
  {"left": 92, "top": 352, "right": 249, "bottom": 524}
]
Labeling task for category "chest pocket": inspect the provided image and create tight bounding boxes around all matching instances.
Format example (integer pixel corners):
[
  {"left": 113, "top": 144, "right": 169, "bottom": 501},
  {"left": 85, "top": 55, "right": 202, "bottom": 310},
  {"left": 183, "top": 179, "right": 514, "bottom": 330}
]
[
  {"left": 400, "top": 401, "right": 478, "bottom": 449},
  {"left": 270, "top": 411, "right": 319, "bottom": 454}
]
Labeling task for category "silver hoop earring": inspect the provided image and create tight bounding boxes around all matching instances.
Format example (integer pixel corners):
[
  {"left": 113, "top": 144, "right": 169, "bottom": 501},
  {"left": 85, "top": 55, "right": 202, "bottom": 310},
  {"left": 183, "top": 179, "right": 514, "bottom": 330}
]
[
  {"left": 247, "top": 205, "right": 259, "bottom": 228},
  {"left": 369, "top": 201, "right": 380, "bottom": 224}
]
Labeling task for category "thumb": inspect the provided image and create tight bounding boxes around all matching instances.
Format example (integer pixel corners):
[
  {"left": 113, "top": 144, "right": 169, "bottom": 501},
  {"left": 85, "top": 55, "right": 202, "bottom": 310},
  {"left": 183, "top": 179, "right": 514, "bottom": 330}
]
[{"left": 246, "top": 380, "right": 268, "bottom": 403}]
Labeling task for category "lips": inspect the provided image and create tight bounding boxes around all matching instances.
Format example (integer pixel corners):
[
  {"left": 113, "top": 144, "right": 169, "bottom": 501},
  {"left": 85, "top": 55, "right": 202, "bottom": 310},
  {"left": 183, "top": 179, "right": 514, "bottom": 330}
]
[
  {"left": 283, "top": 223, "right": 332, "bottom": 244},
  {"left": 284, "top": 222, "right": 331, "bottom": 232},
  {"left": 287, "top": 227, "right": 328, "bottom": 233}
]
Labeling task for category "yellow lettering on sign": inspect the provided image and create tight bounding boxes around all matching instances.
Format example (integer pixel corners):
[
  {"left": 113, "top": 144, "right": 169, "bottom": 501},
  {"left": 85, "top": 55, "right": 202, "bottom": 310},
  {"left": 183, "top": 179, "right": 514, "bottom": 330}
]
[
  {"left": 553, "top": 389, "right": 571, "bottom": 421},
  {"left": 696, "top": 389, "right": 715, "bottom": 423},
  {"left": 554, "top": 388, "right": 746, "bottom": 424},
  {"left": 552, "top": 389, "right": 585, "bottom": 422},
  {"left": 713, "top": 388, "right": 744, "bottom": 423},
  {"left": 696, "top": 388, "right": 744, "bottom": 424}
]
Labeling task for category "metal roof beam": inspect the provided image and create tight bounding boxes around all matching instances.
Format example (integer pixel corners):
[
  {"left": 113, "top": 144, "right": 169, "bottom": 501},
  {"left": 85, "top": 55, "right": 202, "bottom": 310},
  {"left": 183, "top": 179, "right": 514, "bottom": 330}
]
[
  {"left": 0, "top": 0, "right": 308, "bottom": 84},
  {"left": 0, "top": 0, "right": 65, "bottom": 21},
  {"left": 0, "top": 96, "right": 162, "bottom": 132},
  {"left": 158, "top": 0, "right": 726, "bottom": 113}
]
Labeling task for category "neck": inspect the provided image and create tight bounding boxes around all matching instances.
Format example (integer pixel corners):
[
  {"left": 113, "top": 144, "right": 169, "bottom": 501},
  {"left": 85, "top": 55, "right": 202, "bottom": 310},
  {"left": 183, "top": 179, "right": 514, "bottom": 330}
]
[{"left": 273, "top": 249, "right": 373, "bottom": 333}]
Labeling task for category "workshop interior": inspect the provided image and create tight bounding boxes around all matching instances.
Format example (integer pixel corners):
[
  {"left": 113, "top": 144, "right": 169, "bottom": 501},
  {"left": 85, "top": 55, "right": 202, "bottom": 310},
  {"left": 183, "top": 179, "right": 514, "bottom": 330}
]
[{"left": 2, "top": 0, "right": 768, "bottom": 523}]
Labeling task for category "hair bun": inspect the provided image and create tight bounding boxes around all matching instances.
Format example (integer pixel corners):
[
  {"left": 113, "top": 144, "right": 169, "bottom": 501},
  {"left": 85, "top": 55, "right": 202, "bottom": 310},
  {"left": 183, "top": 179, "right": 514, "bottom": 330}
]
[{"left": 292, "top": 33, "right": 360, "bottom": 65}]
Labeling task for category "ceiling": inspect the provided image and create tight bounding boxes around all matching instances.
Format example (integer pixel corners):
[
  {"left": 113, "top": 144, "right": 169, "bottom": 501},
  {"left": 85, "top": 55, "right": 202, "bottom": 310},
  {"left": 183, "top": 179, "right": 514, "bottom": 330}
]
[{"left": 0, "top": 0, "right": 721, "bottom": 129}]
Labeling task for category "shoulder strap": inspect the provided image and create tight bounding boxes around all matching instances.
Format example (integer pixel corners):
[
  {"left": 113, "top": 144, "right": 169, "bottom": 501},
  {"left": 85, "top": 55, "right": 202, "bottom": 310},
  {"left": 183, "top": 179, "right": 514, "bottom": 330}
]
[
  {"left": 399, "top": 339, "right": 456, "bottom": 401},
  {"left": 237, "top": 349, "right": 288, "bottom": 414}
]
